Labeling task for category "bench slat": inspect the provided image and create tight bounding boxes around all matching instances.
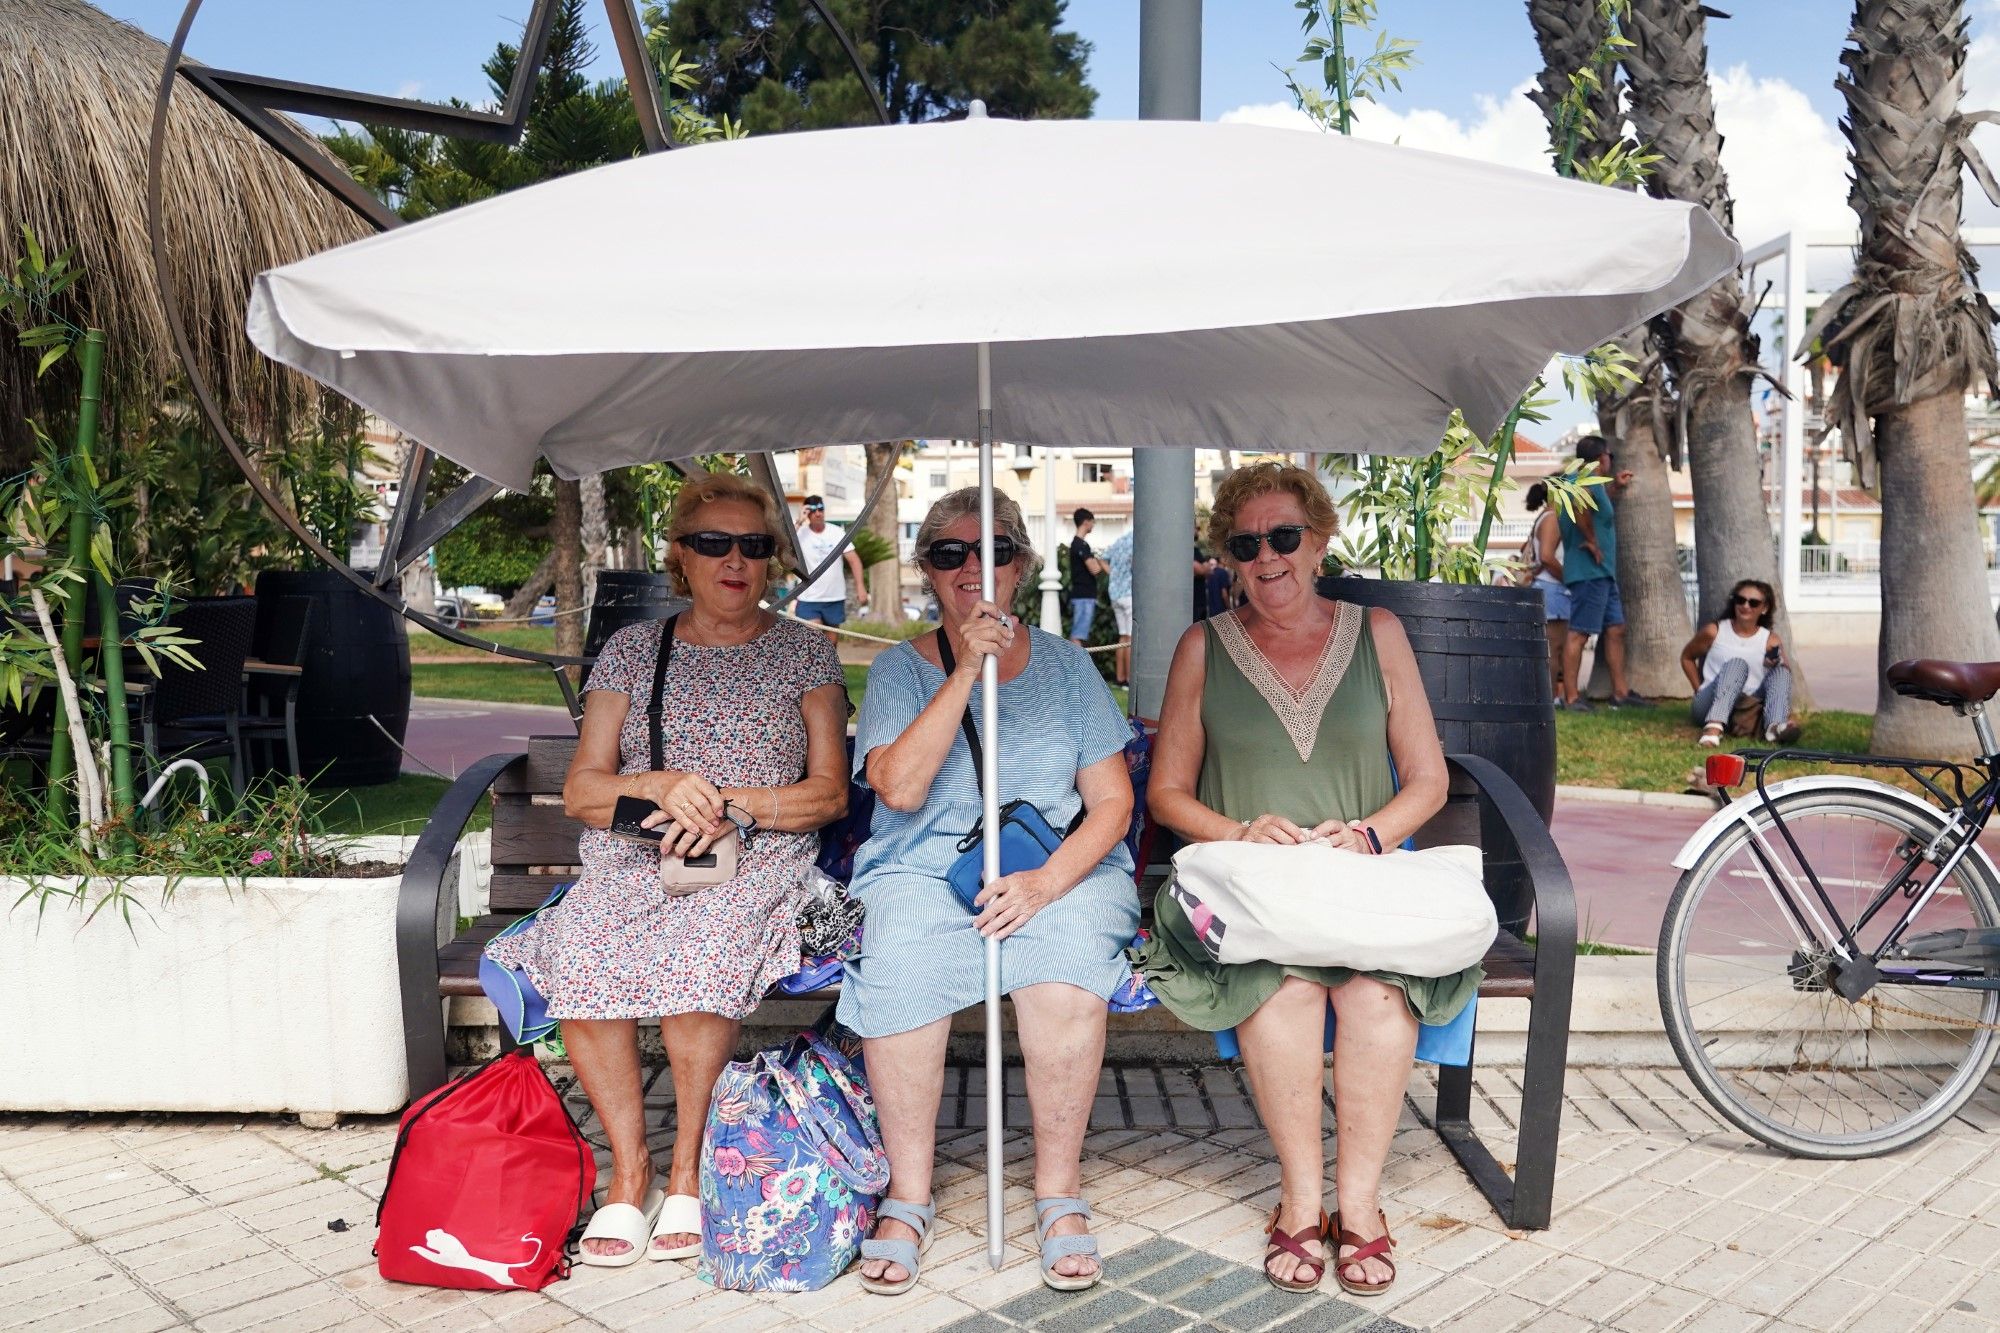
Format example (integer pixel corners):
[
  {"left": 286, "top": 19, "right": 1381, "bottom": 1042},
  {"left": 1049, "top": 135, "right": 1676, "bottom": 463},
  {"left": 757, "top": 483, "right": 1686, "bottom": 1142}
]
[
  {"left": 490, "top": 794, "right": 586, "bottom": 864},
  {"left": 491, "top": 735, "right": 582, "bottom": 795}
]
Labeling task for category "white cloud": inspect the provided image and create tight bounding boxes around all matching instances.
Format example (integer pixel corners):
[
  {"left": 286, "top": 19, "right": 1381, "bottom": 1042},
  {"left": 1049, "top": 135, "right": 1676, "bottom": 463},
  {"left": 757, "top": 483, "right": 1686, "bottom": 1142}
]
[
  {"left": 395, "top": 80, "right": 425, "bottom": 101},
  {"left": 1220, "top": 82, "right": 1549, "bottom": 174},
  {"left": 1707, "top": 66, "right": 1851, "bottom": 248},
  {"left": 1223, "top": 69, "right": 1849, "bottom": 249}
]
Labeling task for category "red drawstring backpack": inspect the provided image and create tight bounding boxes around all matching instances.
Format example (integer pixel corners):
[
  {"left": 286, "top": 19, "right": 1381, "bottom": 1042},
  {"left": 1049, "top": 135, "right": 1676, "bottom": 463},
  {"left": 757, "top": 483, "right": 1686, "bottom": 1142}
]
[{"left": 376, "top": 1051, "right": 594, "bottom": 1291}]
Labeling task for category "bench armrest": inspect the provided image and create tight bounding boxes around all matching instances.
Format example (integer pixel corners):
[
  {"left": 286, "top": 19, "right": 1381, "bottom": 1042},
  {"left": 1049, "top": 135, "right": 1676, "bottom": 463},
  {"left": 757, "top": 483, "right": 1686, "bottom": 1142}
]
[
  {"left": 397, "top": 750, "right": 527, "bottom": 1096},
  {"left": 1443, "top": 753, "right": 1577, "bottom": 970}
]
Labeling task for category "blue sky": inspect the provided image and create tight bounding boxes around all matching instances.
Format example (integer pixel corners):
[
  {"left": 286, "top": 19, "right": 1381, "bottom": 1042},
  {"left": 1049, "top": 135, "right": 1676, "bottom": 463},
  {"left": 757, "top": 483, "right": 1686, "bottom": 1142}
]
[
  {"left": 101, "top": 0, "right": 1988, "bottom": 251},
  {"left": 99, "top": 1, "right": 1868, "bottom": 130},
  {"left": 95, "top": 1, "right": 2000, "bottom": 435}
]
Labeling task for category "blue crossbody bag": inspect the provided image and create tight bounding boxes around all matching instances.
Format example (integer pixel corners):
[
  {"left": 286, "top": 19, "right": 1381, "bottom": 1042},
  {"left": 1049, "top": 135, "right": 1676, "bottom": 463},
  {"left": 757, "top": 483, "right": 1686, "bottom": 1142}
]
[{"left": 936, "top": 630, "right": 1082, "bottom": 911}]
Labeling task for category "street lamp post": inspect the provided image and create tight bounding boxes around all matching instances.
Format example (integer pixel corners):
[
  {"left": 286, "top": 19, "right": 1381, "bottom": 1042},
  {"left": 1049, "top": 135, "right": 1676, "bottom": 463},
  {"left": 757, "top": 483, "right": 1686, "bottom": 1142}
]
[{"left": 1010, "top": 446, "right": 1066, "bottom": 635}]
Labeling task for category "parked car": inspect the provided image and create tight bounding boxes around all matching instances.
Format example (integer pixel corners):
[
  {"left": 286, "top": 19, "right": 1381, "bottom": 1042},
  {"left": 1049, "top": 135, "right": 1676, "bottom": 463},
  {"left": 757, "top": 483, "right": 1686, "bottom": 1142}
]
[
  {"left": 435, "top": 585, "right": 504, "bottom": 628},
  {"left": 530, "top": 594, "right": 555, "bottom": 627}
]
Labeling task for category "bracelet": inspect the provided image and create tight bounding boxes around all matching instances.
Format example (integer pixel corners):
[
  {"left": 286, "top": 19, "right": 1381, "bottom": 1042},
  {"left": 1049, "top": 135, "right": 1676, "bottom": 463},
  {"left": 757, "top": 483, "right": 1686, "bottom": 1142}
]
[{"left": 769, "top": 786, "right": 783, "bottom": 831}]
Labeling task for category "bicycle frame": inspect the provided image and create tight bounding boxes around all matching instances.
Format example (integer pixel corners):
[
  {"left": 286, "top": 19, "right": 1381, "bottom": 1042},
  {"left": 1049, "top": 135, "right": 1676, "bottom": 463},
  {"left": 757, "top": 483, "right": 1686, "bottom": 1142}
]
[{"left": 1717, "top": 745, "right": 2000, "bottom": 999}]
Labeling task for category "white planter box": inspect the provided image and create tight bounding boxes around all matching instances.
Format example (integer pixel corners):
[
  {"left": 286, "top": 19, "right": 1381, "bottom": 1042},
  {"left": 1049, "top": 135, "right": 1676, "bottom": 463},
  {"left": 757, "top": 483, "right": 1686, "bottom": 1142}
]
[{"left": 4, "top": 836, "right": 413, "bottom": 1116}]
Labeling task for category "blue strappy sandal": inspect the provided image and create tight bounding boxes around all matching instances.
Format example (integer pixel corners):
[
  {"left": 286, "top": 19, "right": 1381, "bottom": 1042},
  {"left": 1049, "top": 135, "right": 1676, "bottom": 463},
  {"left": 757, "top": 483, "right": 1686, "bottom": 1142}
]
[
  {"left": 1034, "top": 1196, "right": 1102, "bottom": 1292},
  {"left": 858, "top": 1197, "right": 935, "bottom": 1296}
]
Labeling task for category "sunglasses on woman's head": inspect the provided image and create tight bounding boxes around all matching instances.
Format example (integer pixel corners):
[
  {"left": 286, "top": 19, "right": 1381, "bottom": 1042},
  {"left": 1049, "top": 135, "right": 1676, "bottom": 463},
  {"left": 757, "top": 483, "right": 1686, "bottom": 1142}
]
[
  {"left": 924, "top": 537, "right": 1018, "bottom": 570},
  {"left": 1223, "top": 525, "right": 1307, "bottom": 563},
  {"left": 1733, "top": 594, "right": 1765, "bottom": 608},
  {"left": 677, "top": 531, "right": 778, "bottom": 560}
]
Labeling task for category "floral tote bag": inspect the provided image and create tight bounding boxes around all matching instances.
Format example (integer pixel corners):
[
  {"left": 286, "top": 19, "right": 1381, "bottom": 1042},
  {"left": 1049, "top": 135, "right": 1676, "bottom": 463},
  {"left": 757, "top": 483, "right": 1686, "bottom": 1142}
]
[{"left": 698, "top": 1031, "right": 890, "bottom": 1291}]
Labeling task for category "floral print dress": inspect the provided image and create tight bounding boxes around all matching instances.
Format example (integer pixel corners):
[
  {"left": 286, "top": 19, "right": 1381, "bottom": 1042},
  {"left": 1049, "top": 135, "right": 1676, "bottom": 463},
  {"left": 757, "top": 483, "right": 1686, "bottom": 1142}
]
[{"left": 484, "top": 615, "right": 846, "bottom": 1020}]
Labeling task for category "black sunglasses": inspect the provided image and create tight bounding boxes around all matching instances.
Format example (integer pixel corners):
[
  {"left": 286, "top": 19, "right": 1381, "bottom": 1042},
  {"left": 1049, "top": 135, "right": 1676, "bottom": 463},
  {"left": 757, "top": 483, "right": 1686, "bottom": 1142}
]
[
  {"left": 1733, "top": 594, "right": 1766, "bottom": 608},
  {"left": 677, "top": 531, "right": 778, "bottom": 560},
  {"left": 1223, "top": 525, "right": 1307, "bottom": 563},
  {"left": 924, "top": 537, "right": 1018, "bottom": 570}
]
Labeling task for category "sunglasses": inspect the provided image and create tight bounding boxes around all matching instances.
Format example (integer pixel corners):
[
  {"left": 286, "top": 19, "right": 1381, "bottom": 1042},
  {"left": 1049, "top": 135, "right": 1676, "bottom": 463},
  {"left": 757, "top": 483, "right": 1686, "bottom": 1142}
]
[
  {"left": 677, "top": 531, "right": 778, "bottom": 560},
  {"left": 1732, "top": 594, "right": 1766, "bottom": 608},
  {"left": 803, "top": 503, "right": 825, "bottom": 512},
  {"left": 924, "top": 537, "right": 1018, "bottom": 570},
  {"left": 1223, "top": 525, "right": 1307, "bottom": 563}
]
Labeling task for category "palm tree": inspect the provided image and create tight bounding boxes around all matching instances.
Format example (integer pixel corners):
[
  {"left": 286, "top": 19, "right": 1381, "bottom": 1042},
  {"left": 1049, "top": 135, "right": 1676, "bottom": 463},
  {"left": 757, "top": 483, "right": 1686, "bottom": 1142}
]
[
  {"left": 1525, "top": 0, "right": 1693, "bottom": 698},
  {"left": 1811, "top": 0, "right": 2000, "bottom": 755},
  {"left": 1623, "top": 0, "right": 1805, "bottom": 705}
]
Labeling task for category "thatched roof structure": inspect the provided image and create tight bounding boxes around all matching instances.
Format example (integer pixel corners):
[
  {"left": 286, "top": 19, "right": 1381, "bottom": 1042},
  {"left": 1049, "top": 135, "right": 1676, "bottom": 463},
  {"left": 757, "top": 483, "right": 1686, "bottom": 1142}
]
[{"left": 0, "top": 0, "right": 372, "bottom": 466}]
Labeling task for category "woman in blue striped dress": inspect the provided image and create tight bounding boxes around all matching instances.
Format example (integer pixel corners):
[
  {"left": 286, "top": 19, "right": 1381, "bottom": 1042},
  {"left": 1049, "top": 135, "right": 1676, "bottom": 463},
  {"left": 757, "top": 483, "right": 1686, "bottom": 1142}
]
[{"left": 839, "top": 488, "right": 1137, "bottom": 1297}]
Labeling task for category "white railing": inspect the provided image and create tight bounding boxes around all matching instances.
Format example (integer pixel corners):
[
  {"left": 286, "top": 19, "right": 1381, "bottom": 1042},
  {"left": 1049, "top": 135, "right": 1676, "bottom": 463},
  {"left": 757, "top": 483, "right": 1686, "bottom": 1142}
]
[
  {"left": 1798, "top": 540, "right": 2000, "bottom": 579},
  {"left": 1446, "top": 518, "right": 1532, "bottom": 548}
]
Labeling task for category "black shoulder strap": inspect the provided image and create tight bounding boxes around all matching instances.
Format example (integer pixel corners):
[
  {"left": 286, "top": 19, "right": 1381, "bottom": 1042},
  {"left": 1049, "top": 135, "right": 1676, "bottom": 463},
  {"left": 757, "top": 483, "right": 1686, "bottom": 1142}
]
[
  {"left": 932, "top": 631, "right": 984, "bottom": 794},
  {"left": 648, "top": 615, "right": 679, "bottom": 773}
]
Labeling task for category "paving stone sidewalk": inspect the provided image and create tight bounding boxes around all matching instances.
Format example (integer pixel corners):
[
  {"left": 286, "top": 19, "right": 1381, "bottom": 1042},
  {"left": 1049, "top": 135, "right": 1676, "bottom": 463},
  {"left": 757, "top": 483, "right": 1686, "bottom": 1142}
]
[{"left": 5, "top": 1064, "right": 2000, "bottom": 1332}]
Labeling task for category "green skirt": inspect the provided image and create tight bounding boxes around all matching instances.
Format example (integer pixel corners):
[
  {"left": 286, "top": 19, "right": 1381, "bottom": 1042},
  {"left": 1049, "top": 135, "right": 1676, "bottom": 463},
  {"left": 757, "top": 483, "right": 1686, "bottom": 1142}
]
[{"left": 1130, "top": 882, "right": 1483, "bottom": 1033}]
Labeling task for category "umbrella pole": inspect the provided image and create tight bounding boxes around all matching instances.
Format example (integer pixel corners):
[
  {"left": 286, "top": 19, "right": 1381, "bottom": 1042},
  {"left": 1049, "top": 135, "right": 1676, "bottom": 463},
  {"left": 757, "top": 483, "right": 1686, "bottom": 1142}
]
[{"left": 976, "top": 341, "right": 1005, "bottom": 1271}]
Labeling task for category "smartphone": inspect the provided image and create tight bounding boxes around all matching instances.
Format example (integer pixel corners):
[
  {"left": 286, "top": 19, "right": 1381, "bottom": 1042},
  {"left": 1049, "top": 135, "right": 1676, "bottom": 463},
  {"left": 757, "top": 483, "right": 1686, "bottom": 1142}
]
[
  {"left": 1764, "top": 644, "right": 1782, "bottom": 667},
  {"left": 608, "top": 794, "right": 665, "bottom": 845}
]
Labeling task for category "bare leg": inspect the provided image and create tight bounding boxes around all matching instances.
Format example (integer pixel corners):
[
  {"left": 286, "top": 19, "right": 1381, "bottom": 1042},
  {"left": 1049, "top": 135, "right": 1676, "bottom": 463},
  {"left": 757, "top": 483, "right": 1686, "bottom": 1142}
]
[
  {"left": 1544, "top": 620, "right": 1565, "bottom": 697},
  {"left": 857, "top": 1017, "right": 952, "bottom": 1285},
  {"left": 1013, "top": 983, "right": 1107, "bottom": 1279},
  {"left": 1562, "top": 631, "right": 1589, "bottom": 705},
  {"left": 1327, "top": 977, "right": 1418, "bottom": 1287},
  {"left": 563, "top": 1018, "right": 653, "bottom": 1259},
  {"left": 1235, "top": 976, "right": 1331, "bottom": 1285},
  {"left": 1116, "top": 636, "right": 1131, "bottom": 685},
  {"left": 651, "top": 1011, "right": 740, "bottom": 1253},
  {"left": 1603, "top": 622, "right": 1631, "bottom": 699}
]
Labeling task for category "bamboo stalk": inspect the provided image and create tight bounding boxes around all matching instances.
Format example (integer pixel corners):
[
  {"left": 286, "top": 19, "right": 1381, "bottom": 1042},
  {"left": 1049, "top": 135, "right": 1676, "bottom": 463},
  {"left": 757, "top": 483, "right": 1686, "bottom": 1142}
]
[
  {"left": 68, "top": 332, "right": 133, "bottom": 826},
  {"left": 1331, "top": 6, "right": 1354, "bottom": 136},
  {"left": 1472, "top": 397, "right": 1530, "bottom": 562},
  {"left": 29, "top": 586, "right": 101, "bottom": 847}
]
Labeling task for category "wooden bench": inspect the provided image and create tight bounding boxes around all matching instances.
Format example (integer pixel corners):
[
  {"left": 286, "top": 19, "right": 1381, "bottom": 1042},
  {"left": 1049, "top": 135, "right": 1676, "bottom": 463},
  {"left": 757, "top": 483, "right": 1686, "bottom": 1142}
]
[{"left": 397, "top": 737, "right": 1574, "bottom": 1230}]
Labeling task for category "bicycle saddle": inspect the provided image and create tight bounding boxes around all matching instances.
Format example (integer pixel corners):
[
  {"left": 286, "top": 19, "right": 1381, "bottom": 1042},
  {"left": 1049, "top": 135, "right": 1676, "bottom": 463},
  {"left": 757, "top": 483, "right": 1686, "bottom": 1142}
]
[{"left": 1886, "top": 658, "right": 2000, "bottom": 705}]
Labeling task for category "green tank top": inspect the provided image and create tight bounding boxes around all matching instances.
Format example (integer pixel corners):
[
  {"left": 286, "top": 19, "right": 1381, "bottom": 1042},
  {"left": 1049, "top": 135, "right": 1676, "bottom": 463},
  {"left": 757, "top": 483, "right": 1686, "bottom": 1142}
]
[{"left": 1196, "top": 601, "right": 1396, "bottom": 829}]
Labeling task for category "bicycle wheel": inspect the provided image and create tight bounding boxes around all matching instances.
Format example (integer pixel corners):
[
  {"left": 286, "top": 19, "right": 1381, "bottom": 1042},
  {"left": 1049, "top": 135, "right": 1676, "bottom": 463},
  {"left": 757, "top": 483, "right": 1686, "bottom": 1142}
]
[{"left": 1659, "top": 783, "right": 2000, "bottom": 1157}]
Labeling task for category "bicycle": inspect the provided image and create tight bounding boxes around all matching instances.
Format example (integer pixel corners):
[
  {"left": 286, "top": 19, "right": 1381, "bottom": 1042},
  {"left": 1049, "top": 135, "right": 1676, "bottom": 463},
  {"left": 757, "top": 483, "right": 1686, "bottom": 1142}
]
[{"left": 1658, "top": 657, "right": 2000, "bottom": 1158}]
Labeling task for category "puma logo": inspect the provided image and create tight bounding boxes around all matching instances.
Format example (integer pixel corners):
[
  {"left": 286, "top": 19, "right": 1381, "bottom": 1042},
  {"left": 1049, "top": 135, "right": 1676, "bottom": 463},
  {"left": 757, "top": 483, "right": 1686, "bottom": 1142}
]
[{"left": 409, "top": 1229, "right": 543, "bottom": 1287}]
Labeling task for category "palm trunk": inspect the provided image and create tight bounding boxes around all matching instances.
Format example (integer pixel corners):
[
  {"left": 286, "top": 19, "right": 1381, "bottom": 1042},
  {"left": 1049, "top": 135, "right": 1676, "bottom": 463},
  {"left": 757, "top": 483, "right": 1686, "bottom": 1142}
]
[
  {"left": 1605, "top": 393, "right": 1692, "bottom": 697},
  {"left": 552, "top": 478, "right": 584, "bottom": 663},
  {"left": 1819, "top": 0, "right": 2000, "bottom": 756},
  {"left": 863, "top": 442, "right": 902, "bottom": 617},
  {"left": 1527, "top": 0, "right": 1693, "bottom": 697},
  {"left": 1624, "top": 0, "right": 1810, "bottom": 709},
  {"left": 580, "top": 472, "right": 608, "bottom": 609}
]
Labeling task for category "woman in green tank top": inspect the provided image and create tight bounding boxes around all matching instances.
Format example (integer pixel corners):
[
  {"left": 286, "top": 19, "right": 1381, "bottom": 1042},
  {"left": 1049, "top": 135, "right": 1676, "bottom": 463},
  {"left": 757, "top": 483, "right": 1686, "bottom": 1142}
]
[{"left": 1132, "top": 463, "right": 1478, "bottom": 1299}]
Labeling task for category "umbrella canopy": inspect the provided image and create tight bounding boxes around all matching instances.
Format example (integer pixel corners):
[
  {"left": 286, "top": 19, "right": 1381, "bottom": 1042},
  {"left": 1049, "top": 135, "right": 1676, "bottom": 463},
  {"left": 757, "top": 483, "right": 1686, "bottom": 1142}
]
[{"left": 248, "top": 115, "right": 1736, "bottom": 491}]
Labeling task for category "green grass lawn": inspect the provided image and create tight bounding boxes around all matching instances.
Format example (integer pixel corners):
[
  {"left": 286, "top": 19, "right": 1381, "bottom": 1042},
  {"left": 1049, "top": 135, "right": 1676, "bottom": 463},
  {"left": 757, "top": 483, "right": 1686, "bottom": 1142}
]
[
  {"left": 410, "top": 623, "right": 559, "bottom": 659},
  {"left": 314, "top": 774, "right": 490, "bottom": 837},
  {"left": 1554, "top": 703, "right": 1885, "bottom": 794}
]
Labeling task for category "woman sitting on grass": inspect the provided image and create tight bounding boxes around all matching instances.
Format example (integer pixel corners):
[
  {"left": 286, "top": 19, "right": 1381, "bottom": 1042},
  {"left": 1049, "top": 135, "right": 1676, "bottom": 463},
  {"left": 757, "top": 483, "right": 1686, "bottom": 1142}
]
[{"left": 1679, "top": 578, "right": 1802, "bottom": 748}]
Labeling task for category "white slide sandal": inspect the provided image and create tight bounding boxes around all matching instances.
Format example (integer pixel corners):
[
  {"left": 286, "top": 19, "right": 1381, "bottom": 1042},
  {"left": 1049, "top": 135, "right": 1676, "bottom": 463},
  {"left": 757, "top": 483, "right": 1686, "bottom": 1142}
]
[
  {"left": 648, "top": 1194, "right": 703, "bottom": 1260},
  {"left": 577, "top": 1188, "right": 664, "bottom": 1268}
]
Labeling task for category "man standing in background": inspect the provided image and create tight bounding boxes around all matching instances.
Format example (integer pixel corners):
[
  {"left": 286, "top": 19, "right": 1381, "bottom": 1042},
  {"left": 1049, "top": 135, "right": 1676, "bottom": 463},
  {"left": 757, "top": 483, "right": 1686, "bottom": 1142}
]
[
  {"left": 1104, "top": 527, "right": 1134, "bottom": 686},
  {"left": 793, "top": 495, "right": 868, "bottom": 629},
  {"left": 1068, "top": 508, "right": 1105, "bottom": 646},
  {"left": 1557, "top": 438, "right": 1640, "bottom": 711}
]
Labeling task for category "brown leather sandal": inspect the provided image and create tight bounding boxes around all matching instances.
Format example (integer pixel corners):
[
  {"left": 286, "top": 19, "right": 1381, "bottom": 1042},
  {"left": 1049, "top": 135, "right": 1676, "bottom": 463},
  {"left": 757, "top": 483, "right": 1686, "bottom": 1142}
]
[
  {"left": 1331, "top": 1209, "right": 1397, "bottom": 1297},
  {"left": 1262, "top": 1205, "right": 1330, "bottom": 1293}
]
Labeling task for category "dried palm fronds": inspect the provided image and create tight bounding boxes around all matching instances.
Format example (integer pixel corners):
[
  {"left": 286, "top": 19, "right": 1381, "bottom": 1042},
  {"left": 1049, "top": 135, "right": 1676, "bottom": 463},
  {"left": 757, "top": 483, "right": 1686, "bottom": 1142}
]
[
  {"left": 0, "top": 0, "right": 370, "bottom": 466},
  {"left": 1804, "top": 0, "right": 2000, "bottom": 486}
]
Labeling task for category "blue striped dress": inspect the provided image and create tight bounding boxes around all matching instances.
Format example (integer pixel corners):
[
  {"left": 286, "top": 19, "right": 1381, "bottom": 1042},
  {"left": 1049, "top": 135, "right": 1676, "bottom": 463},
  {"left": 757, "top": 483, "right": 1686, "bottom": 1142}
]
[{"left": 836, "top": 628, "right": 1139, "bottom": 1038}]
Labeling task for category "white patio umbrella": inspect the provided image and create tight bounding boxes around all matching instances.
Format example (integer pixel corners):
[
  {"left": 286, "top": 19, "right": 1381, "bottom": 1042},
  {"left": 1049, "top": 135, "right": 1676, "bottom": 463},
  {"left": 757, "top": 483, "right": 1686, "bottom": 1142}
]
[{"left": 248, "top": 109, "right": 1737, "bottom": 1268}]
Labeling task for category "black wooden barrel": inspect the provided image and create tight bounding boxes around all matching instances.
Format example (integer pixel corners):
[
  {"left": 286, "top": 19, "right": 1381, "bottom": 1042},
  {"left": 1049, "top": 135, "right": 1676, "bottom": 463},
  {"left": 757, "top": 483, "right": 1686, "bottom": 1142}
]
[
  {"left": 1317, "top": 575, "right": 1555, "bottom": 935},
  {"left": 253, "top": 570, "right": 412, "bottom": 788},
  {"left": 583, "top": 571, "right": 688, "bottom": 661}
]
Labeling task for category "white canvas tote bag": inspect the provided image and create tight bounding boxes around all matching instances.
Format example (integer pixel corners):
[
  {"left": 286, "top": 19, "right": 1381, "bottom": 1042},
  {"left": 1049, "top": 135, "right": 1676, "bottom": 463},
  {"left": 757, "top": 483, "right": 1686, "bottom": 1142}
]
[{"left": 1167, "top": 841, "right": 1497, "bottom": 976}]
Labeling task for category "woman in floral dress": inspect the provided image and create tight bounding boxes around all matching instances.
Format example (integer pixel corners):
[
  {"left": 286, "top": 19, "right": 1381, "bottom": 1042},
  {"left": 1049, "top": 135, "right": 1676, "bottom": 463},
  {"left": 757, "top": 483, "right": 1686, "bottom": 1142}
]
[{"left": 485, "top": 472, "right": 850, "bottom": 1266}]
